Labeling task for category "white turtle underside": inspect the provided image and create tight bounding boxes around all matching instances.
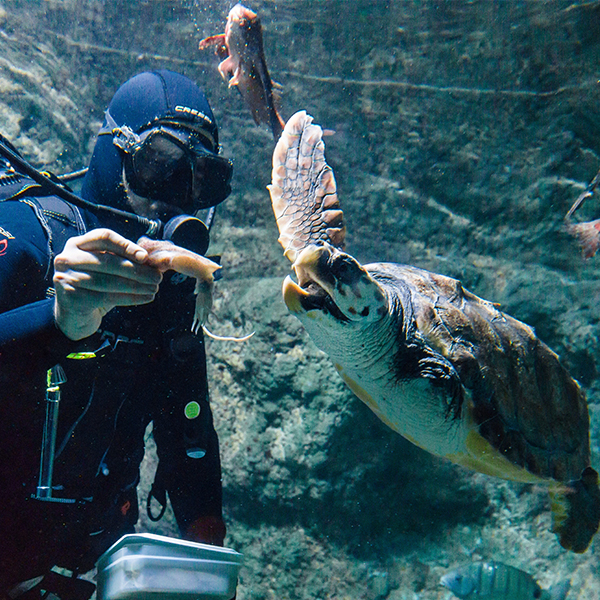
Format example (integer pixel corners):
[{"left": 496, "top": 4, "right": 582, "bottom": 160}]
[{"left": 299, "top": 309, "right": 472, "bottom": 459}]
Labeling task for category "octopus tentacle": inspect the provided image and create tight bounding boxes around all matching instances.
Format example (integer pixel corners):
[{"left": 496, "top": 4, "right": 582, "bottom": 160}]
[
  {"left": 138, "top": 238, "right": 255, "bottom": 341},
  {"left": 203, "top": 326, "right": 255, "bottom": 342}
]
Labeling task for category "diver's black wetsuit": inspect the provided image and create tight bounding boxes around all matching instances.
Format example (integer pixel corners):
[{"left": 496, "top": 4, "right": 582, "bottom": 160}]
[
  {"left": 0, "top": 199, "right": 223, "bottom": 588},
  {"left": 0, "top": 70, "right": 227, "bottom": 592}
]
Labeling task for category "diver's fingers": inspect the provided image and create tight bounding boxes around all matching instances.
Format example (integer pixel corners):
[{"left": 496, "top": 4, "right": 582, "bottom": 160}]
[
  {"left": 53, "top": 231, "right": 164, "bottom": 341},
  {"left": 60, "top": 287, "right": 157, "bottom": 309},
  {"left": 53, "top": 269, "right": 160, "bottom": 296},
  {"left": 55, "top": 230, "right": 162, "bottom": 284},
  {"left": 54, "top": 249, "right": 163, "bottom": 285},
  {"left": 53, "top": 288, "right": 156, "bottom": 341},
  {"left": 67, "top": 228, "right": 149, "bottom": 262}
]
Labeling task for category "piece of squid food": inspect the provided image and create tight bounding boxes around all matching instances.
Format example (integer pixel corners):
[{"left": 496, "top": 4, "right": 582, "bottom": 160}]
[{"left": 137, "top": 237, "right": 253, "bottom": 341}]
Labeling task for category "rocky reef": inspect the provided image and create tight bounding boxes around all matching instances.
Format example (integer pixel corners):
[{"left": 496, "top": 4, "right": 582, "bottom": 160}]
[{"left": 2, "top": 0, "right": 600, "bottom": 597}]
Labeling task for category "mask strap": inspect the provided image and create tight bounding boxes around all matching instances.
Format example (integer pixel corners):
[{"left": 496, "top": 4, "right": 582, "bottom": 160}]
[{"left": 98, "top": 110, "right": 142, "bottom": 154}]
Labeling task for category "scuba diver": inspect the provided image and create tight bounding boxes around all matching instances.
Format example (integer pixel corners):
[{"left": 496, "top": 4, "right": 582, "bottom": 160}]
[{"left": 0, "top": 70, "right": 234, "bottom": 598}]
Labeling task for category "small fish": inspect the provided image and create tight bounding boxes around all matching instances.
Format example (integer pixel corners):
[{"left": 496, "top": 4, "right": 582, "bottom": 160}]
[
  {"left": 199, "top": 3, "right": 285, "bottom": 140},
  {"left": 564, "top": 167, "right": 600, "bottom": 259},
  {"left": 565, "top": 218, "right": 600, "bottom": 259},
  {"left": 440, "top": 561, "right": 570, "bottom": 600}
]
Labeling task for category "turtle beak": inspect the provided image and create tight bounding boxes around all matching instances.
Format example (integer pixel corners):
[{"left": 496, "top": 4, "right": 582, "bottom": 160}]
[
  {"left": 283, "top": 245, "right": 349, "bottom": 321},
  {"left": 283, "top": 245, "right": 326, "bottom": 315},
  {"left": 292, "top": 245, "right": 336, "bottom": 295},
  {"left": 282, "top": 273, "right": 345, "bottom": 319},
  {"left": 283, "top": 244, "right": 330, "bottom": 315},
  {"left": 282, "top": 276, "right": 310, "bottom": 314}
]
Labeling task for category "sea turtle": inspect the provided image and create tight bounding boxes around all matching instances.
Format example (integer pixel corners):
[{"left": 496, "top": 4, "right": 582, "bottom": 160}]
[{"left": 268, "top": 110, "right": 600, "bottom": 553}]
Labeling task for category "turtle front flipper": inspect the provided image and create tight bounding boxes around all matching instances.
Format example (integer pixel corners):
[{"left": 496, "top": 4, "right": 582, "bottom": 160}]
[{"left": 268, "top": 111, "right": 346, "bottom": 262}]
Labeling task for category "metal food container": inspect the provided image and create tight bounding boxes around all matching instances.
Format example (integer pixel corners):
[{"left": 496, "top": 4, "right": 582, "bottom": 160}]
[{"left": 96, "top": 533, "right": 243, "bottom": 600}]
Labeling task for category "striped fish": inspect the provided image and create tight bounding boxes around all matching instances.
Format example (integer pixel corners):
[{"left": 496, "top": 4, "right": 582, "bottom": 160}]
[{"left": 440, "top": 561, "right": 570, "bottom": 600}]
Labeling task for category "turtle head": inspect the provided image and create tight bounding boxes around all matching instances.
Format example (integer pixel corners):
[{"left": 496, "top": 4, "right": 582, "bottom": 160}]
[{"left": 282, "top": 243, "right": 387, "bottom": 324}]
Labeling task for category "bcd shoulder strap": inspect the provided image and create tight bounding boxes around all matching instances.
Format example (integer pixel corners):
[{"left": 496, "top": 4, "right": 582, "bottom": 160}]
[
  {"left": 1, "top": 185, "right": 88, "bottom": 286},
  {"left": 0, "top": 156, "right": 89, "bottom": 264},
  {"left": 21, "top": 195, "right": 88, "bottom": 258}
]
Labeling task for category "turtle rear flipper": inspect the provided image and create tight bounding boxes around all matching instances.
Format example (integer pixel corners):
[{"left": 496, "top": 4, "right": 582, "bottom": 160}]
[{"left": 550, "top": 466, "right": 600, "bottom": 553}]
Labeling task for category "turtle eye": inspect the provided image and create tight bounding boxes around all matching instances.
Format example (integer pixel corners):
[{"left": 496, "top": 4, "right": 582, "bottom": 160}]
[{"left": 330, "top": 255, "right": 360, "bottom": 286}]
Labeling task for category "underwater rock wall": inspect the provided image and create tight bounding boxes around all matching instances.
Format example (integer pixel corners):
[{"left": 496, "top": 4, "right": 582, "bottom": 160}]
[{"left": 2, "top": 0, "right": 600, "bottom": 598}]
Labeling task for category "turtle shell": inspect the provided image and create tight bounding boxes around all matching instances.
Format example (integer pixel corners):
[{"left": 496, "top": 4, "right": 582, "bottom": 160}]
[
  {"left": 269, "top": 110, "right": 600, "bottom": 553},
  {"left": 372, "top": 261, "right": 590, "bottom": 484}
]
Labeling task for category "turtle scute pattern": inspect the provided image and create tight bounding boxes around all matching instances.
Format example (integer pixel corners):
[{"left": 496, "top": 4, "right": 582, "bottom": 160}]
[{"left": 378, "top": 263, "right": 589, "bottom": 482}]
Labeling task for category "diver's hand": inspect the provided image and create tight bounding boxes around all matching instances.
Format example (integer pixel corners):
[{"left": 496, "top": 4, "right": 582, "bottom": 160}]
[{"left": 53, "top": 228, "right": 163, "bottom": 341}]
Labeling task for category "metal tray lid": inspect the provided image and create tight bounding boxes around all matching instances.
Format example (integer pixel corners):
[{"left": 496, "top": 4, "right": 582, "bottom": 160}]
[{"left": 97, "top": 533, "right": 243, "bottom": 570}]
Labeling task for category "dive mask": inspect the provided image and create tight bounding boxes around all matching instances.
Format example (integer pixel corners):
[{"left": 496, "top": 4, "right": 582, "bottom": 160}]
[{"left": 105, "top": 113, "right": 233, "bottom": 211}]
